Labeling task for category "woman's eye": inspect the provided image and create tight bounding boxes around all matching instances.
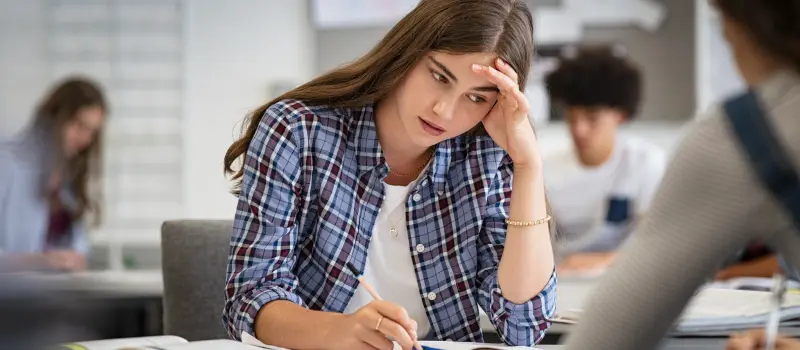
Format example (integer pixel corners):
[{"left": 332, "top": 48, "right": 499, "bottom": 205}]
[
  {"left": 468, "top": 95, "right": 487, "bottom": 103},
  {"left": 431, "top": 70, "right": 448, "bottom": 83}
]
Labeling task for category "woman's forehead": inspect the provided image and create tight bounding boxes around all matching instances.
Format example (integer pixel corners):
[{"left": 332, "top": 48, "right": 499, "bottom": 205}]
[{"left": 428, "top": 51, "right": 498, "bottom": 67}]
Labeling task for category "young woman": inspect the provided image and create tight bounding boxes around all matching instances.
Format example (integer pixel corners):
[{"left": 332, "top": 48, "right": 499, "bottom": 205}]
[
  {"left": 222, "top": 0, "right": 557, "bottom": 348},
  {"left": 0, "top": 77, "right": 107, "bottom": 272},
  {"left": 563, "top": 1, "right": 800, "bottom": 349}
]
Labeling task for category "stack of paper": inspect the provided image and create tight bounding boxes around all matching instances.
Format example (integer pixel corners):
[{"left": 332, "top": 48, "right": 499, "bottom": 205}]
[
  {"left": 675, "top": 288, "right": 800, "bottom": 333},
  {"left": 550, "top": 288, "right": 800, "bottom": 334}
]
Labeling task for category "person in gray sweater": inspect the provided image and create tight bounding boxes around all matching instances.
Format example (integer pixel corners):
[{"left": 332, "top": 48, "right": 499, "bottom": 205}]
[{"left": 564, "top": 1, "right": 800, "bottom": 349}]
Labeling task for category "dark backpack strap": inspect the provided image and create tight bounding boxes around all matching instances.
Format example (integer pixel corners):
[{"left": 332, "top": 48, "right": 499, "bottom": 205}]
[
  {"left": 723, "top": 91, "right": 800, "bottom": 229},
  {"left": 723, "top": 91, "right": 800, "bottom": 280}
]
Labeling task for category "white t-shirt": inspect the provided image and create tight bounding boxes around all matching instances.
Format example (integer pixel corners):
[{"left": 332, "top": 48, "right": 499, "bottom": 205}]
[
  {"left": 543, "top": 138, "right": 667, "bottom": 258},
  {"left": 343, "top": 177, "right": 432, "bottom": 338}
]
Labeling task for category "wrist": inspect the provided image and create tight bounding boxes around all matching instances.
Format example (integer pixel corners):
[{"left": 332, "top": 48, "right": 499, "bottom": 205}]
[
  {"left": 513, "top": 165, "right": 544, "bottom": 187},
  {"left": 513, "top": 161, "right": 542, "bottom": 176},
  {"left": 319, "top": 312, "right": 349, "bottom": 346}
]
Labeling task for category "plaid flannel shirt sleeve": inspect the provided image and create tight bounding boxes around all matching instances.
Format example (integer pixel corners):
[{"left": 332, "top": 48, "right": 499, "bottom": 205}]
[
  {"left": 223, "top": 103, "right": 307, "bottom": 340},
  {"left": 477, "top": 158, "right": 557, "bottom": 346}
]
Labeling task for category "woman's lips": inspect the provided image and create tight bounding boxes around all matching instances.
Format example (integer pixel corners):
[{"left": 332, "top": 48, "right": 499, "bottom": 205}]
[{"left": 419, "top": 117, "right": 446, "bottom": 136}]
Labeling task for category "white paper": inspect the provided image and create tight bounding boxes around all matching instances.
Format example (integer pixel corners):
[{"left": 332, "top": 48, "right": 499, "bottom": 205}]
[
  {"left": 417, "top": 341, "right": 541, "bottom": 350},
  {"left": 549, "top": 288, "right": 800, "bottom": 333},
  {"left": 240, "top": 335, "right": 542, "bottom": 350},
  {"left": 682, "top": 288, "right": 800, "bottom": 320},
  {"left": 66, "top": 336, "right": 188, "bottom": 350},
  {"left": 241, "top": 332, "right": 290, "bottom": 350}
]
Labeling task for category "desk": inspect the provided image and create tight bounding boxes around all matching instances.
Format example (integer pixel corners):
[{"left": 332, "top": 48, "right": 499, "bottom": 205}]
[
  {"left": 9, "top": 270, "right": 165, "bottom": 340},
  {"left": 34, "top": 272, "right": 797, "bottom": 347},
  {"left": 27, "top": 270, "right": 163, "bottom": 297}
]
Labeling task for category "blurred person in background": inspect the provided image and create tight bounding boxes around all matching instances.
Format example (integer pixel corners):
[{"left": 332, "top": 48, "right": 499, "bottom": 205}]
[
  {"left": 543, "top": 46, "right": 666, "bottom": 275},
  {"left": 563, "top": 0, "right": 800, "bottom": 349},
  {"left": 0, "top": 76, "right": 107, "bottom": 272}
]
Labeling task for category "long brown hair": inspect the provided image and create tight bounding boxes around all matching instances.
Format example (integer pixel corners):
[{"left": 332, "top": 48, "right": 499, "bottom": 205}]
[
  {"left": 33, "top": 76, "right": 107, "bottom": 226},
  {"left": 224, "top": 0, "right": 557, "bottom": 235}
]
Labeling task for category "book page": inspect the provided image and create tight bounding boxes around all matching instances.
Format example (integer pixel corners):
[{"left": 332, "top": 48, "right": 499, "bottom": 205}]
[{"left": 242, "top": 333, "right": 543, "bottom": 350}]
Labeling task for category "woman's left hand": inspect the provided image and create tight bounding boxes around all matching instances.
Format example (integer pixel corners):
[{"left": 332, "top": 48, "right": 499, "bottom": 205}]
[{"left": 472, "top": 58, "right": 541, "bottom": 169}]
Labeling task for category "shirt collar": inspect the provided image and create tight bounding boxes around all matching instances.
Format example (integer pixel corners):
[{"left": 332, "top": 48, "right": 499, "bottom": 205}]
[
  {"left": 350, "top": 103, "right": 386, "bottom": 177},
  {"left": 349, "top": 103, "right": 453, "bottom": 194}
]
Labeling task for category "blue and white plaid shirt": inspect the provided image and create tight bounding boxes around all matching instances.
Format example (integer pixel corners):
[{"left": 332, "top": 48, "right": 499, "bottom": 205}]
[{"left": 223, "top": 99, "right": 557, "bottom": 345}]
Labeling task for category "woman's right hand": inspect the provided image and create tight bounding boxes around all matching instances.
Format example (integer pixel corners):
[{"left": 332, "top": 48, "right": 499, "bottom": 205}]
[{"left": 328, "top": 300, "right": 419, "bottom": 350}]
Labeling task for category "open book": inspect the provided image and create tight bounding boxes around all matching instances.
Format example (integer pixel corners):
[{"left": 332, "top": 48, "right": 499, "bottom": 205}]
[{"left": 550, "top": 287, "right": 800, "bottom": 334}]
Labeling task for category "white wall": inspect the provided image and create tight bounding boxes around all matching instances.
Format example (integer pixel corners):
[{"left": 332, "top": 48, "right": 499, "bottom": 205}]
[
  {"left": 0, "top": 0, "right": 48, "bottom": 138},
  {"left": 694, "top": 0, "right": 744, "bottom": 117},
  {"left": 182, "top": 0, "right": 316, "bottom": 219}
]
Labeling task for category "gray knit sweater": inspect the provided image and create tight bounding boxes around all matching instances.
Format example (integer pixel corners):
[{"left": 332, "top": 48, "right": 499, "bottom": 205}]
[{"left": 563, "top": 69, "right": 800, "bottom": 349}]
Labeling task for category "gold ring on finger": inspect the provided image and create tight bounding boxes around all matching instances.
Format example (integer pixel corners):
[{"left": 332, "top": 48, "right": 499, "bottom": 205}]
[{"left": 375, "top": 316, "right": 384, "bottom": 331}]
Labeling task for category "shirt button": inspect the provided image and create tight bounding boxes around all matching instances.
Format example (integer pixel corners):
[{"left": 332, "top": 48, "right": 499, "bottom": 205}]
[
  {"left": 415, "top": 244, "right": 425, "bottom": 253},
  {"left": 412, "top": 193, "right": 422, "bottom": 202},
  {"left": 427, "top": 292, "right": 436, "bottom": 301},
  {"left": 437, "top": 190, "right": 444, "bottom": 196}
]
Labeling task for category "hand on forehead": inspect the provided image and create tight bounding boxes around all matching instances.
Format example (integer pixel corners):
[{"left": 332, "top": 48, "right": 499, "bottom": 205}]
[{"left": 427, "top": 51, "right": 501, "bottom": 91}]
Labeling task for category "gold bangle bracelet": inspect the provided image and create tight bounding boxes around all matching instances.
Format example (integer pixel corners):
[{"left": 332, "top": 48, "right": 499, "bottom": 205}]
[{"left": 506, "top": 215, "right": 552, "bottom": 227}]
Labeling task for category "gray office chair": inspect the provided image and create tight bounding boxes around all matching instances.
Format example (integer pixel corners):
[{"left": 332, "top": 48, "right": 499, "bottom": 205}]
[{"left": 161, "top": 220, "right": 232, "bottom": 341}]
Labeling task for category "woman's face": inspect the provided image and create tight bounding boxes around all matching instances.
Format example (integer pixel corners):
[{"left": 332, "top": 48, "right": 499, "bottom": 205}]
[
  {"left": 62, "top": 105, "right": 105, "bottom": 157},
  {"left": 390, "top": 51, "right": 501, "bottom": 148}
]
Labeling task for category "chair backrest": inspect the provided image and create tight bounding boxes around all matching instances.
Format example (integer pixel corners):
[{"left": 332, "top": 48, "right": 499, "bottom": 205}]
[{"left": 161, "top": 220, "right": 232, "bottom": 341}]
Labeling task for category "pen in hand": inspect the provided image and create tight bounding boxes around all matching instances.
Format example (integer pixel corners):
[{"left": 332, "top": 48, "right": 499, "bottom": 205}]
[
  {"left": 347, "top": 262, "right": 423, "bottom": 350},
  {"left": 764, "top": 273, "right": 787, "bottom": 350}
]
